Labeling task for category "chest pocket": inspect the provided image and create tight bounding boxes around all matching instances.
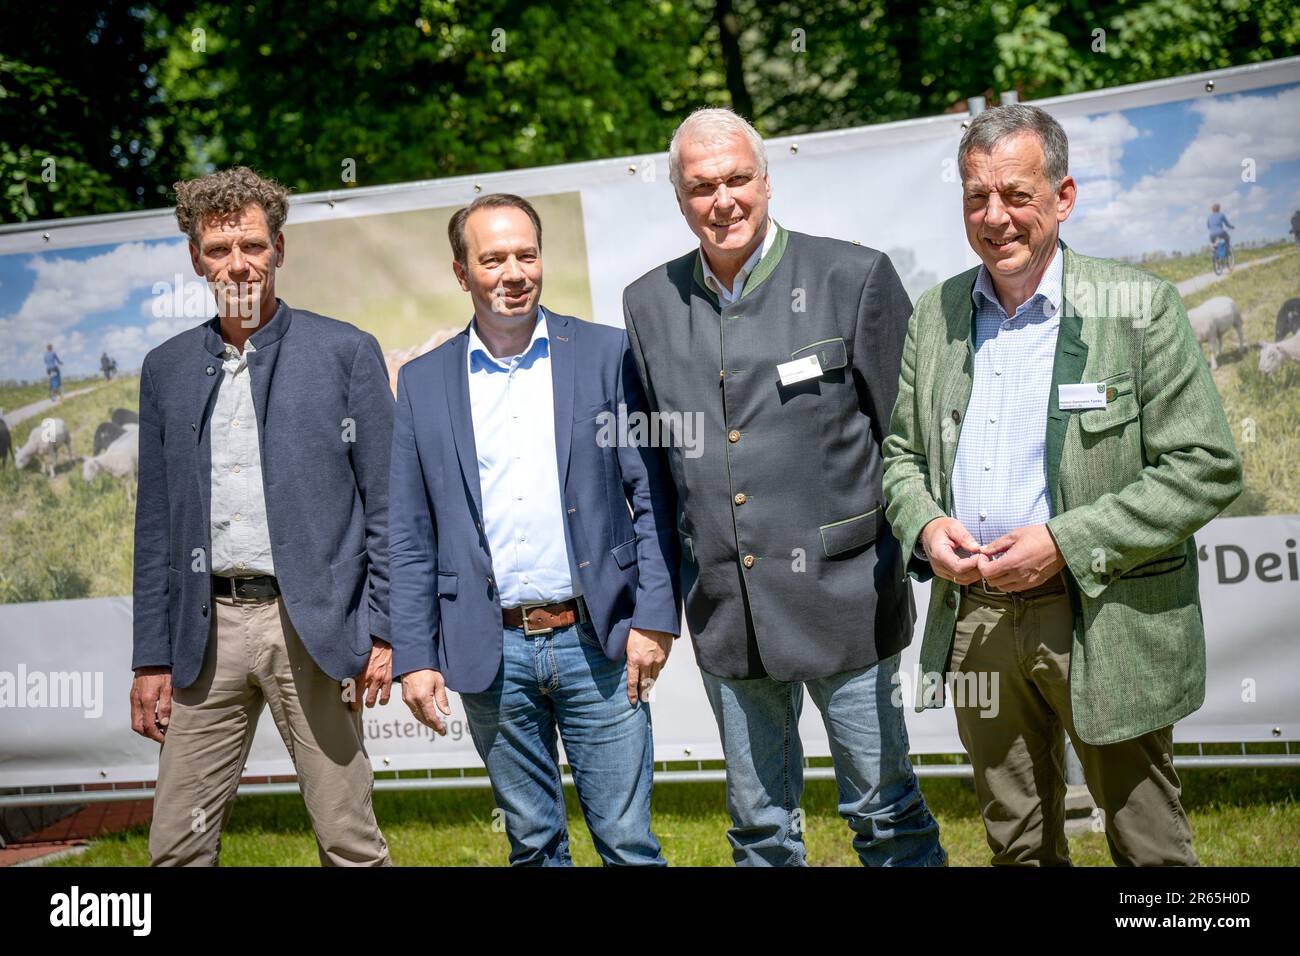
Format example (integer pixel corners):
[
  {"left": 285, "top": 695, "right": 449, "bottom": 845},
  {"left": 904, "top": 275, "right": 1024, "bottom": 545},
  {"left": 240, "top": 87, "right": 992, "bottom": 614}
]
[
  {"left": 1078, "top": 372, "right": 1138, "bottom": 434},
  {"left": 790, "top": 337, "right": 848, "bottom": 372}
]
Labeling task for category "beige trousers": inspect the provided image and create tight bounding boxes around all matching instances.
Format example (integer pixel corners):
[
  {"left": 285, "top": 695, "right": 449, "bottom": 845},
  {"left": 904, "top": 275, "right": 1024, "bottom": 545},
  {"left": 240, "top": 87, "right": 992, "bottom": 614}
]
[
  {"left": 950, "top": 582, "right": 1197, "bottom": 867},
  {"left": 149, "top": 593, "right": 391, "bottom": 866}
]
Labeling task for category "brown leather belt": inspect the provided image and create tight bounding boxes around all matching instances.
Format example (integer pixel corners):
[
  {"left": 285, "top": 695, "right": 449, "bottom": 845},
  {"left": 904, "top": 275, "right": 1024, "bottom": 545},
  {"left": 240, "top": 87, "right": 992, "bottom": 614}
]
[
  {"left": 502, "top": 598, "right": 585, "bottom": 636},
  {"left": 966, "top": 572, "right": 1065, "bottom": 600}
]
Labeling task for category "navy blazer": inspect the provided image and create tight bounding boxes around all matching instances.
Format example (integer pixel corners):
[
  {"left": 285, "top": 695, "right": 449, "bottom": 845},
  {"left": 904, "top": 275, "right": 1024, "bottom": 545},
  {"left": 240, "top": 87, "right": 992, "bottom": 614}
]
[
  {"left": 388, "top": 309, "right": 681, "bottom": 693},
  {"left": 132, "top": 301, "right": 395, "bottom": 688}
]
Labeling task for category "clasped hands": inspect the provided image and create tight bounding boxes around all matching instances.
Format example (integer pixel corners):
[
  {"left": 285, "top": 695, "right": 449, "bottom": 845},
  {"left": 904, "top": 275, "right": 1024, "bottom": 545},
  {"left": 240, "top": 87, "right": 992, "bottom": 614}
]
[{"left": 921, "top": 516, "right": 1065, "bottom": 592}]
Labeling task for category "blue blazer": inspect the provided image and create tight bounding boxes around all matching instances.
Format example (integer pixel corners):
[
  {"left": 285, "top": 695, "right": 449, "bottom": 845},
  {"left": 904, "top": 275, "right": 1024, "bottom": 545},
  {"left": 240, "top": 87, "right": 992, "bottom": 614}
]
[
  {"left": 132, "top": 301, "right": 395, "bottom": 688},
  {"left": 388, "top": 309, "right": 681, "bottom": 693}
]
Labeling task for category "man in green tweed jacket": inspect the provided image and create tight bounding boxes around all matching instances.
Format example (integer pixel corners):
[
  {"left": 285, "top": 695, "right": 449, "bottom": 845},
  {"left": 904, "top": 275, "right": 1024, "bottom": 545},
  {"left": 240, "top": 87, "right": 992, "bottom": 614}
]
[{"left": 883, "top": 104, "right": 1242, "bottom": 866}]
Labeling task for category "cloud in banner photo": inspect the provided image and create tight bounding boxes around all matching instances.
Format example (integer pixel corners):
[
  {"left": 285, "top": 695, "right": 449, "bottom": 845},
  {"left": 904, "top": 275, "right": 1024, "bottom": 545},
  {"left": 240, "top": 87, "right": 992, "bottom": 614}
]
[
  {"left": 0, "top": 239, "right": 199, "bottom": 383},
  {"left": 1062, "top": 81, "right": 1300, "bottom": 259},
  {"left": 0, "top": 191, "right": 593, "bottom": 388}
]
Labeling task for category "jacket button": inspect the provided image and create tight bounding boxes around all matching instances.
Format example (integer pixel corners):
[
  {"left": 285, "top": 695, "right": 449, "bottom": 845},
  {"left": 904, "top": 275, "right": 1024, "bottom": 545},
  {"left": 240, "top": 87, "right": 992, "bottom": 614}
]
[
  {"left": 734, "top": 493, "right": 747, "bottom": 505},
  {"left": 205, "top": 366, "right": 215, "bottom": 375},
  {"left": 728, "top": 430, "right": 740, "bottom": 443},
  {"left": 945, "top": 592, "right": 957, "bottom": 609},
  {"left": 951, "top": 409, "right": 961, "bottom": 424},
  {"left": 742, "top": 554, "right": 755, "bottom": 569},
  {"left": 201, "top": 603, "right": 209, "bottom": 615}
]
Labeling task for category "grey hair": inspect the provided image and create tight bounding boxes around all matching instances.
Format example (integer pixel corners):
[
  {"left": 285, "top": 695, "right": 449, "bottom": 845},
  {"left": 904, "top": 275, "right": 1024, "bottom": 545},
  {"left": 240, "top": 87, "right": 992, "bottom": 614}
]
[
  {"left": 958, "top": 104, "right": 1069, "bottom": 186},
  {"left": 668, "top": 107, "right": 768, "bottom": 191}
]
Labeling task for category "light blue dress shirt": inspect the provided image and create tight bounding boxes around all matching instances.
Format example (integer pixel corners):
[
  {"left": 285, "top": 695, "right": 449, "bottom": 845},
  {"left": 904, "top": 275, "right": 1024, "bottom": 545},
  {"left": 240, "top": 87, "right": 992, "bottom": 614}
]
[
  {"left": 952, "top": 242, "right": 1063, "bottom": 548},
  {"left": 466, "top": 308, "right": 578, "bottom": 607}
]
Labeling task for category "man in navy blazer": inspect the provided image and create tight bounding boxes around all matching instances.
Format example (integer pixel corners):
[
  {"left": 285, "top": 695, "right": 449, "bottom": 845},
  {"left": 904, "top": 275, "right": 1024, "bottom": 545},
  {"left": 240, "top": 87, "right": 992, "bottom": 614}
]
[
  {"left": 390, "top": 193, "right": 681, "bottom": 866},
  {"left": 130, "top": 167, "right": 393, "bottom": 866}
]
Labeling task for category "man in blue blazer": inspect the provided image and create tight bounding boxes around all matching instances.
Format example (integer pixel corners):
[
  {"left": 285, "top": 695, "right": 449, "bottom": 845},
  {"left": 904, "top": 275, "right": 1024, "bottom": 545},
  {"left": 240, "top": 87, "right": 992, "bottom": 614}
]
[
  {"left": 130, "top": 167, "right": 394, "bottom": 866},
  {"left": 390, "top": 193, "right": 681, "bottom": 866}
]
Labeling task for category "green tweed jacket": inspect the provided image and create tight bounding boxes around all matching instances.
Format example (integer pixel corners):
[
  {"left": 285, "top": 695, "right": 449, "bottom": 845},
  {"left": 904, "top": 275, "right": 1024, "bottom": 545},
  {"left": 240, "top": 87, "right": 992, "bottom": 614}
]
[{"left": 882, "top": 242, "right": 1243, "bottom": 745}]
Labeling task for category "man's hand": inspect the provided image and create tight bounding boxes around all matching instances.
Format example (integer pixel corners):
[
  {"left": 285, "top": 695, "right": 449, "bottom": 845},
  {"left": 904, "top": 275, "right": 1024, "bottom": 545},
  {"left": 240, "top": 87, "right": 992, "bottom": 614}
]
[
  {"left": 978, "top": 524, "right": 1066, "bottom": 592},
  {"left": 401, "top": 668, "right": 451, "bottom": 735},
  {"left": 920, "top": 517, "right": 985, "bottom": 585},
  {"left": 351, "top": 637, "right": 393, "bottom": 711},
  {"left": 626, "top": 628, "right": 673, "bottom": 705},
  {"left": 130, "top": 667, "right": 173, "bottom": 744}
]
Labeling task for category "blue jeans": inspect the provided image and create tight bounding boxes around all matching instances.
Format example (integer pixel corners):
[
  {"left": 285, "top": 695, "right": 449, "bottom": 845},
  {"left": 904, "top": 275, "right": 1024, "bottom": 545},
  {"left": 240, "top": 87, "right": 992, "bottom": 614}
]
[
  {"left": 700, "top": 653, "right": 946, "bottom": 866},
  {"left": 459, "top": 621, "right": 664, "bottom": 866}
]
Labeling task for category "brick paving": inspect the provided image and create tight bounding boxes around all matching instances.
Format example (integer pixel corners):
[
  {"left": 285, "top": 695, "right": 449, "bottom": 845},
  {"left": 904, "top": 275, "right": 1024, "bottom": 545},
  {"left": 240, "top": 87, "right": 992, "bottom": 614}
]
[{"left": 0, "top": 775, "right": 298, "bottom": 866}]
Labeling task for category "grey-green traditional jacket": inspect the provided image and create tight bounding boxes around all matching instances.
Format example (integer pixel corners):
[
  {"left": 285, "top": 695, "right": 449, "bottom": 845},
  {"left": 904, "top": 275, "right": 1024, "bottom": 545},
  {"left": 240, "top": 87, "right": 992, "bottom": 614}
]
[
  {"left": 623, "top": 225, "right": 917, "bottom": 682},
  {"left": 882, "top": 242, "right": 1243, "bottom": 745}
]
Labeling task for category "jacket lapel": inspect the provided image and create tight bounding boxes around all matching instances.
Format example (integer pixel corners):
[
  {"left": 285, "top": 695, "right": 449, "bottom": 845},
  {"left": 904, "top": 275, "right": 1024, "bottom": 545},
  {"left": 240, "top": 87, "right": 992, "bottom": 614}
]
[
  {"left": 936, "top": 270, "right": 979, "bottom": 510},
  {"left": 244, "top": 301, "right": 291, "bottom": 461},
  {"left": 444, "top": 327, "right": 484, "bottom": 521},
  {"left": 691, "top": 253, "right": 720, "bottom": 308},
  {"left": 547, "top": 309, "right": 575, "bottom": 491},
  {"left": 194, "top": 318, "right": 226, "bottom": 532},
  {"left": 1046, "top": 245, "right": 1088, "bottom": 514}
]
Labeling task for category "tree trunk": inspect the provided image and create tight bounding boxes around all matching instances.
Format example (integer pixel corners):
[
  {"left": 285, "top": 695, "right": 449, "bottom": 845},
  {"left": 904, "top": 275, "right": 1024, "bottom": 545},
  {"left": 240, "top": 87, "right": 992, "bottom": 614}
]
[{"left": 714, "top": 0, "right": 754, "bottom": 119}]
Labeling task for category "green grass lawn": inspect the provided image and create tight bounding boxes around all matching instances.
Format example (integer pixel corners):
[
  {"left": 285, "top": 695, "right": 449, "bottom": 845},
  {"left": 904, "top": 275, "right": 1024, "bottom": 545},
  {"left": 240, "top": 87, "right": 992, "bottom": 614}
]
[
  {"left": 0, "top": 375, "right": 140, "bottom": 603},
  {"left": 0, "top": 376, "right": 108, "bottom": 415},
  {"left": 1132, "top": 241, "right": 1293, "bottom": 285},
  {"left": 1174, "top": 246, "right": 1300, "bottom": 517},
  {"left": 49, "top": 752, "right": 1300, "bottom": 866}
]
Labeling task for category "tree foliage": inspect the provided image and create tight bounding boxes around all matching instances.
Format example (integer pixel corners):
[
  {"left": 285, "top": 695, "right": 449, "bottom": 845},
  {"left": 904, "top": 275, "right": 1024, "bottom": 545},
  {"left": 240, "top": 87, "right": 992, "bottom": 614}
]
[{"left": 1, "top": 0, "right": 1296, "bottom": 223}]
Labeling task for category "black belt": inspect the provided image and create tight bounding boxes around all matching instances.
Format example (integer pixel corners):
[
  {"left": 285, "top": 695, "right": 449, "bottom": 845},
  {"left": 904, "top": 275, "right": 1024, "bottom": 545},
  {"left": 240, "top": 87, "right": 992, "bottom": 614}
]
[{"left": 211, "top": 574, "right": 280, "bottom": 602}]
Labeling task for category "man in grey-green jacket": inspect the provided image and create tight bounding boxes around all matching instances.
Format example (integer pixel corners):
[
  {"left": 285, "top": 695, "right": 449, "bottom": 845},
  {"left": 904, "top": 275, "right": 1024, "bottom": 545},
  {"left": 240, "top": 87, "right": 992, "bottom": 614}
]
[
  {"left": 624, "top": 107, "right": 945, "bottom": 867},
  {"left": 883, "top": 104, "right": 1242, "bottom": 866}
]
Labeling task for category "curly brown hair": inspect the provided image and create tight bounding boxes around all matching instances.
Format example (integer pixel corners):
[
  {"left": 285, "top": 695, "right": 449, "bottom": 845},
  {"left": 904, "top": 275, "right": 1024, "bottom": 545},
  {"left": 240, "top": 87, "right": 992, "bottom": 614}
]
[{"left": 173, "top": 166, "right": 291, "bottom": 242}]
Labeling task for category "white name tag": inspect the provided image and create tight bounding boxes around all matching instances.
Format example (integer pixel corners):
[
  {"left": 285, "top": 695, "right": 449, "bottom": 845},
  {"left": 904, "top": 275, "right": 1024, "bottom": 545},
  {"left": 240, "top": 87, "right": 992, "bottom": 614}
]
[
  {"left": 1058, "top": 382, "right": 1108, "bottom": 410},
  {"left": 777, "top": 355, "right": 823, "bottom": 386}
]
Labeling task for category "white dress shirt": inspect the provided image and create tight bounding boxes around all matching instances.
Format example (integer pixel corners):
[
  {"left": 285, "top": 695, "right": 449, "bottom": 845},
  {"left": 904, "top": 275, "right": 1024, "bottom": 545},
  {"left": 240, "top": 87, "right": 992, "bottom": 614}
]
[
  {"left": 700, "top": 218, "right": 776, "bottom": 304},
  {"left": 466, "top": 308, "right": 578, "bottom": 607},
  {"left": 209, "top": 338, "right": 275, "bottom": 576}
]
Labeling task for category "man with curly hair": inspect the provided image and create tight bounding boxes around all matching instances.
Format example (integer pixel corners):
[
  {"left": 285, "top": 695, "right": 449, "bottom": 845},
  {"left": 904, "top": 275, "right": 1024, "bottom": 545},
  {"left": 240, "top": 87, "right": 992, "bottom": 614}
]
[{"left": 130, "top": 166, "right": 395, "bottom": 866}]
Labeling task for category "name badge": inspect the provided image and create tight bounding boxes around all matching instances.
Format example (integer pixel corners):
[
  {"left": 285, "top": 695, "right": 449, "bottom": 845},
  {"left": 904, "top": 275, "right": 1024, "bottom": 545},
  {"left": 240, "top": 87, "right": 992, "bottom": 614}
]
[
  {"left": 1058, "top": 382, "right": 1108, "bottom": 410},
  {"left": 777, "top": 355, "right": 822, "bottom": 387}
]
